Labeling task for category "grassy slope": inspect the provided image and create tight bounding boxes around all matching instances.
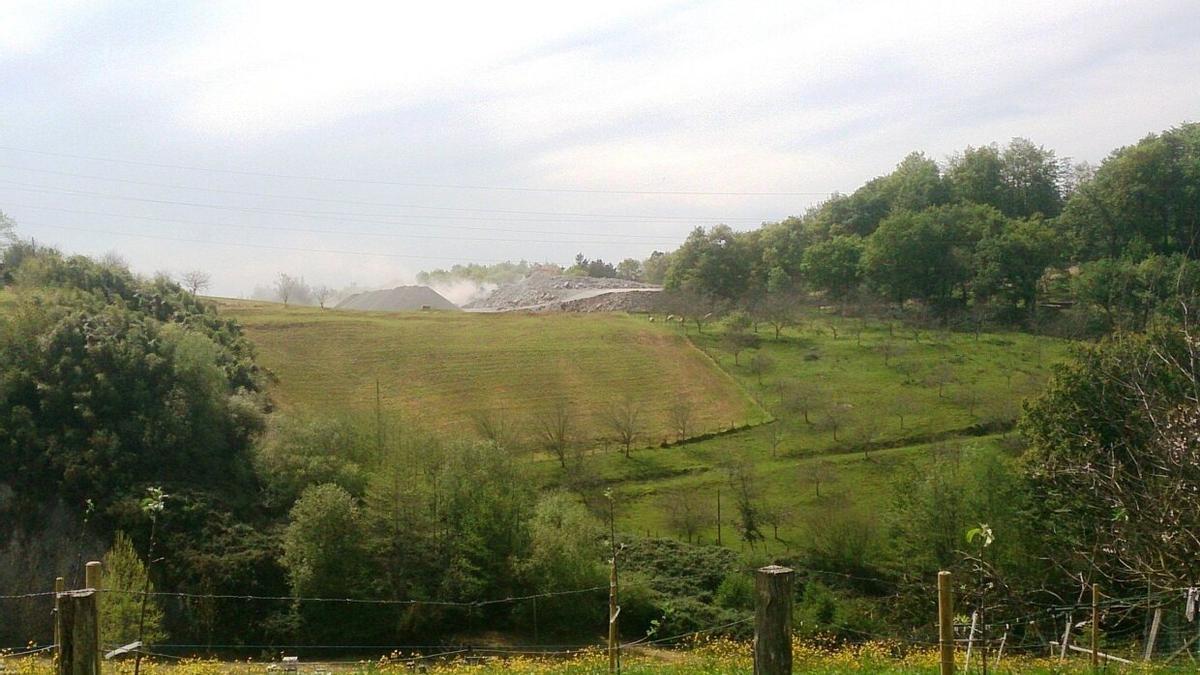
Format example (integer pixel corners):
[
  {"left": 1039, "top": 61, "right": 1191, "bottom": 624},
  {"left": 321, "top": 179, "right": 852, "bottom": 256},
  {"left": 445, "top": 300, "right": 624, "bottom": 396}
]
[
  {"left": 534, "top": 313, "right": 1071, "bottom": 551},
  {"left": 216, "top": 297, "right": 1069, "bottom": 552},
  {"left": 216, "top": 298, "right": 765, "bottom": 440}
]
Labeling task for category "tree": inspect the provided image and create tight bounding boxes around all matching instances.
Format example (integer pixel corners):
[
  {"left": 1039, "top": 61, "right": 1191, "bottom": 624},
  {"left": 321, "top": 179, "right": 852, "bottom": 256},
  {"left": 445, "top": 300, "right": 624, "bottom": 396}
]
[
  {"left": 946, "top": 144, "right": 1004, "bottom": 210},
  {"left": 313, "top": 285, "right": 333, "bottom": 309},
  {"left": 760, "top": 419, "right": 786, "bottom": 458},
  {"left": 520, "top": 492, "right": 605, "bottom": 632},
  {"left": 927, "top": 363, "right": 957, "bottom": 399},
  {"left": 748, "top": 351, "right": 775, "bottom": 385},
  {"left": 723, "top": 452, "right": 765, "bottom": 548},
  {"left": 663, "top": 490, "right": 708, "bottom": 543},
  {"left": 615, "top": 258, "right": 643, "bottom": 281},
  {"left": 799, "top": 460, "right": 835, "bottom": 498},
  {"left": 275, "top": 273, "right": 301, "bottom": 306},
  {"left": 802, "top": 235, "right": 865, "bottom": 300},
  {"left": 534, "top": 400, "right": 574, "bottom": 468},
  {"left": 0, "top": 210, "right": 18, "bottom": 250},
  {"left": 179, "top": 270, "right": 211, "bottom": 296},
  {"left": 668, "top": 397, "right": 694, "bottom": 442},
  {"left": 100, "top": 531, "right": 166, "bottom": 646},
  {"left": 1020, "top": 326, "right": 1200, "bottom": 591},
  {"left": 663, "top": 225, "right": 753, "bottom": 301},
  {"left": 973, "top": 217, "right": 1058, "bottom": 313},
  {"left": 600, "top": 396, "right": 642, "bottom": 458},
  {"left": 1059, "top": 123, "right": 1200, "bottom": 260},
  {"left": 720, "top": 329, "right": 759, "bottom": 366},
  {"left": 755, "top": 291, "right": 800, "bottom": 339},
  {"left": 823, "top": 402, "right": 852, "bottom": 442},
  {"left": 282, "top": 483, "right": 370, "bottom": 597},
  {"left": 863, "top": 204, "right": 1002, "bottom": 313},
  {"left": 998, "top": 138, "right": 1065, "bottom": 219},
  {"left": 778, "top": 379, "right": 822, "bottom": 425},
  {"left": 662, "top": 288, "right": 727, "bottom": 334}
]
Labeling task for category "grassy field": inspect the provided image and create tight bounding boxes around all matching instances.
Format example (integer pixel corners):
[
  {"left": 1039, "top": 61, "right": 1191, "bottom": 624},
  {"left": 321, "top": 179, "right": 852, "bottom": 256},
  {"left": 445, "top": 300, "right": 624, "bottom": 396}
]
[
  {"left": 215, "top": 299, "right": 766, "bottom": 441},
  {"left": 211, "top": 299, "right": 1071, "bottom": 550},
  {"left": 525, "top": 314, "right": 1070, "bottom": 549}
]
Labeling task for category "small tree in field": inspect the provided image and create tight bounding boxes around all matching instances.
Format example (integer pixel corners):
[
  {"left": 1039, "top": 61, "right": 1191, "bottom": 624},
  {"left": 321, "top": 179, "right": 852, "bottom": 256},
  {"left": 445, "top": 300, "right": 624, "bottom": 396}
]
[
  {"left": 756, "top": 418, "right": 783, "bottom": 457},
  {"left": 778, "top": 379, "right": 822, "bottom": 425},
  {"left": 313, "top": 285, "right": 333, "bottom": 309},
  {"left": 720, "top": 323, "right": 760, "bottom": 366},
  {"left": 663, "top": 489, "right": 708, "bottom": 543},
  {"left": 668, "top": 397, "right": 694, "bottom": 441},
  {"left": 799, "top": 460, "right": 836, "bottom": 498},
  {"left": 535, "top": 400, "right": 574, "bottom": 468},
  {"left": 179, "top": 270, "right": 211, "bottom": 296},
  {"left": 600, "top": 396, "right": 642, "bottom": 458},
  {"left": 748, "top": 351, "right": 776, "bottom": 385},
  {"left": 823, "top": 402, "right": 852, "bottom": 442}
]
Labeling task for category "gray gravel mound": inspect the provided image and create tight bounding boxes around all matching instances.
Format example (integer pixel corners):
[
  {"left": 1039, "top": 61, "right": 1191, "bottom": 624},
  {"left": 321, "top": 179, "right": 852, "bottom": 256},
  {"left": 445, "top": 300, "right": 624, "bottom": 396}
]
[{"left": 336, "top": 286, "right": 459, "bottom": 312}]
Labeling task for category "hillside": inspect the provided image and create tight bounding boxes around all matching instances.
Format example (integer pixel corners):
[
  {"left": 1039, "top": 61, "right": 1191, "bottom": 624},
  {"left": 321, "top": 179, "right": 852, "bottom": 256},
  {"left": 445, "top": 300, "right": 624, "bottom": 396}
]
[
  {"left": 217, "top": 298, "right": 765, "bottom": 440},
  {"left": 531, "top": 312, "right": 1071, "bottom": 548}
]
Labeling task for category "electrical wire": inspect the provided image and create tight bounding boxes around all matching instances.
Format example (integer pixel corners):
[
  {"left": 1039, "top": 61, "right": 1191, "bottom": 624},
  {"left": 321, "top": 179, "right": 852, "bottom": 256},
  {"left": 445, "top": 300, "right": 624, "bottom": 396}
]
[{"left": 0, "top": 146, "right": 834, "bottom": 197}]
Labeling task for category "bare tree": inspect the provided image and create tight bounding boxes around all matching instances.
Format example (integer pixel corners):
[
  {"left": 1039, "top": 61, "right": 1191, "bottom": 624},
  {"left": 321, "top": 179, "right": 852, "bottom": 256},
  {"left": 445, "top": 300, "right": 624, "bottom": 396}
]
[
  {"left": 719, "top": 329, "right": 759, "bottom": 366},
  {"left": 668, "top": 397, "right": 694, "bottom": 442},
  {"left": 470, "top": 406, "right": 518, "bottom": 450},
  {"left": 663, "top": 288, "right": 727, "bottom": 334},
  {"left": 760, "top": 419, "right": 787, "bottom": 459},
  {"left": 757, "top": 291, "right": 801, "bottom": 339},
  {"left": 313, "top": 285, "right": 333, "bottom": 309},
  {"left": 927, "top": 362, "right": 958, "bottom": 398},
  {"left": 748, "top": 351, "right": 775, "bottom": 385},
  {"left": 823, "top": 401, "right": 852, "bottom": 442},
  {"left": 534, "top": 400, "right": 574, "bottom": 468},
  {"left": 599, "top": 396, "right": 642, "bottom": 458},
  {"left": 798, "top": 460, "right": 836, "bottom": 498},
  {"left": 179, "top": 270, "right": 211, "bottom": 296},
  {"left": 856, "top": 414, "right": 883, "bottom": 460},
  {"left": 954, "top": 381, "right": 982, "bottom": 418},
  {"left": 0, "top": 210, "right": 16, "bottom": 249},
  {"left": 777, "top": 379, "right": 822, "bottom": 425},
  {"left": 722, "top": 451, "right": 765, "bottom": 548},
  {"left": 663, "top": 490, "right": 708, "bottom": 544},
  {"left": 275, "top": 273, "right": 301, "bottom": 306},
  {"left": 894, "top": 397, "right": 918, "bottom": 431}
]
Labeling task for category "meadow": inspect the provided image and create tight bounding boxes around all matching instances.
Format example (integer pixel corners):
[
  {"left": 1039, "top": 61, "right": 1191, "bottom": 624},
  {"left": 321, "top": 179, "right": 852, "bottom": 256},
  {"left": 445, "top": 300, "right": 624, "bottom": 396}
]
[
  {"left": 218, "top": 299, "right": 1071, "bottom": 550},
  {"left": 216, "top": 299, "right": 766, "bottom": 440}
]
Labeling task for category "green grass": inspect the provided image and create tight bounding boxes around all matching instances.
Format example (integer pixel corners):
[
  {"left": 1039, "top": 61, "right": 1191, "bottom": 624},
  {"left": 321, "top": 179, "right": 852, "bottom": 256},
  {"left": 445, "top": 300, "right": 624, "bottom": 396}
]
[
  {"left": 215, "top": 299, "right": 765, "bottom": 440},
  {"left": 528, "top": 312, "right": 1071, "bottom": 550},
  {"left": 214, "top": 299, "right": 1070, "bottom": 551}
]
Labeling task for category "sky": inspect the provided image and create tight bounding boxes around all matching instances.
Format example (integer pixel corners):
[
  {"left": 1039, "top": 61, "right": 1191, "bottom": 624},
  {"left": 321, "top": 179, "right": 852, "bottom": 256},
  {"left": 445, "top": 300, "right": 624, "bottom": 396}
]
[{"left": 0, "top": 0, "right": 1197, "bottom": 297}]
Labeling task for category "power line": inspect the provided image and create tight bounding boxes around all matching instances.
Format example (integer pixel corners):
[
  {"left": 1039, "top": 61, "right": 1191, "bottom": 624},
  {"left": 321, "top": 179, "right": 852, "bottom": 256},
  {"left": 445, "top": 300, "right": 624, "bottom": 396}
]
[
  {"left": 0, "top": 181, "right": 683, "bottom": 240},
  {"left": 0, "top": 164, "right": 767, "bottom": 223},
  {"left": 6, "top": 204, "right": 681, "bottom": 247},
  {"left": 0, "top": 146, "right": 833, "bottom": 197},
  {"left": 19, "top": 221, "right": 515, "bottom": 264}
]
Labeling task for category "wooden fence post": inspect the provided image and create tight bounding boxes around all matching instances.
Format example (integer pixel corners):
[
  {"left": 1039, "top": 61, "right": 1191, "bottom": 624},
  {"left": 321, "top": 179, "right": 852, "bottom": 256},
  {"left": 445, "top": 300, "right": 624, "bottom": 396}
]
[
  {"left": 1091, "top": 584, "right": 1100, "bottom": 671},
  {"left": 1145, "top": 607, "right": 1162, "bottom": 661},
  {"left": 938, "top": 571, "right": 954, "bottom": 675},
  {"left": 754, "top": 565, "right": 793, "bottom": 675},
  {"left": 84, "top": 561, "right": 102, "bottom": 665},
  {"left": 57, "top": 590, "right": 100, "bottom": 675},
  {"left": 54, "top": 576, "right": 65, "bottom": 658}
]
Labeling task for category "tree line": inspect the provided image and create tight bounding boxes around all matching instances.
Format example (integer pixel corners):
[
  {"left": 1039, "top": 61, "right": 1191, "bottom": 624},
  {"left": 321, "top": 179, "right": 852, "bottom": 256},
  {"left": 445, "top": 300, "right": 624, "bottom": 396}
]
[{"left": 641, "top": 123, "right": 1199, "bottom": 335}]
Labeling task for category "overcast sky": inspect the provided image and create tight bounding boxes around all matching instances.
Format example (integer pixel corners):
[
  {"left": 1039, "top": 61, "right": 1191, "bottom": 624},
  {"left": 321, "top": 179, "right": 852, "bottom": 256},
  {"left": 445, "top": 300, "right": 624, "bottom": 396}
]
[{"left": 1, "top": 0, "right": 1197, "bottom": 296}]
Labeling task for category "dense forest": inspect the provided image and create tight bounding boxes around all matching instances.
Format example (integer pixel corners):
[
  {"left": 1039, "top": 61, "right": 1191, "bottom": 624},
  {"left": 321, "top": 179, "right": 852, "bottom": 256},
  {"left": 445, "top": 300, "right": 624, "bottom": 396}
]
[{"left": 1, "top": 121, "right": 1198, "bottom": 653}]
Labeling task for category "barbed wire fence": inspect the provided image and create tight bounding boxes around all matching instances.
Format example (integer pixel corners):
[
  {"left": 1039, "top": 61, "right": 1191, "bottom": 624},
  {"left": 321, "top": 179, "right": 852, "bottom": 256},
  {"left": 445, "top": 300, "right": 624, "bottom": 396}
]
[{"left": 7, "top": 565, "right": 1200, "bottom": 670}]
